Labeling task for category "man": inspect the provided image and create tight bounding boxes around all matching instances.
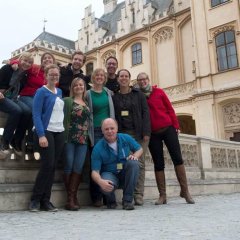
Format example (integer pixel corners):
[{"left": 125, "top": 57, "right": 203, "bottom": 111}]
[
  {"left": 105, "top": 56, "right": 120, "bottom": 93},
  {"left": 58, "top": 50, "right": 91, "bottom": 97},
  {"left": 91, "top": 118, "right": 142, "bottom": 210}
]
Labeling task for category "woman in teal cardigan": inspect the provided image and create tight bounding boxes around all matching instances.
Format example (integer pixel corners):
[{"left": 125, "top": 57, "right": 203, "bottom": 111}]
[{"left": 63, "top": 77, "right": 91, "bottom": 211}]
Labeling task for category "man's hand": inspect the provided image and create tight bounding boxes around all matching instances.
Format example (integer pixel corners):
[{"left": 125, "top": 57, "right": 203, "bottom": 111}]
[
  {"left": 127, "top": 154, "right": 139, "bottom": 161},
  {"left": 99, "top": 179, "right": 114, "bottom": 192}
]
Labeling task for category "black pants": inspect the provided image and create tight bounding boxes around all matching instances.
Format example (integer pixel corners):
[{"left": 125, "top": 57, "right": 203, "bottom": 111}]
[
  {"left": 31, "top": 131, "right": 65, "bottom": 203},
  {"left": 149, "top": 126, "right": 183, "bottom": 171}
]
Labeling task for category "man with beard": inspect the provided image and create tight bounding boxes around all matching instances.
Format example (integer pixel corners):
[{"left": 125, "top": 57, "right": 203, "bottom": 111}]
[
  {"left": 59, "top": 51, "right": 91, "bottom": 97},
  {"left": 105, "top": 56, "right": 119, "bottom": 93}
]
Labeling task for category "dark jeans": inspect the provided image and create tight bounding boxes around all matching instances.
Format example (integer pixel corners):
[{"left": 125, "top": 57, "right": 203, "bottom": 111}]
[
  {"left": 0, "top": 97, "right": 32, "bottom": 145},
  {"left": 149, "top": 126, "right": 183, "bottom": 171},
  {"left": 13, "top": 97, "right": 32, "bottom": 144},
  {"left": 17, "top": 96, "right": 34, "bottom": 145},
  {"left": 0, "top": 98, "right": 22, "bottom": 143},
  {"left": 101, "top": 160, "right": 140, "bottom": 203},
  {"left": 31, "top": 131, "right": 65, "bottom": 203}
]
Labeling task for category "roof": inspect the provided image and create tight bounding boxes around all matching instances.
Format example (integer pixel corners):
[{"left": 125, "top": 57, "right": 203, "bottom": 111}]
[
  {"left": 34, "top": 31, "right": 75, "bottom": 50},
  {"left": 98, "top": 0, "right": 173, "bottom": 37}
]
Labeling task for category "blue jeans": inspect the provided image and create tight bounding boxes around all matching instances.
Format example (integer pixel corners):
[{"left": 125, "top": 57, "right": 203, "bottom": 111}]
[
  {"left": 0, "top": 98, "right": 22, "bottom": 143},
  {"left": 64, "top": 143, "right": 88, "bottom": 174},
  {"left": 101, "top": 160, "right": 140, "bottom": 203}
]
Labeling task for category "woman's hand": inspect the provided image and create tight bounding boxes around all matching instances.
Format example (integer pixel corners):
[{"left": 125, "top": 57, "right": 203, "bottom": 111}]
[
  {"left": 39, "top": 136, "right": 48, "bottom": 148},
  {"left": 0, "top": 92, "right": 5, "bottom": 99}
]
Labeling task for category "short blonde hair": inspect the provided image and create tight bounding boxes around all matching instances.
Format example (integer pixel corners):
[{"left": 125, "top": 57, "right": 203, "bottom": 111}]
[
  {"left": 91, "top": 68, "right": 107, "bottom": 84},
  {"left": 19, "top": 52, "right": 34, "bottom": 64}
]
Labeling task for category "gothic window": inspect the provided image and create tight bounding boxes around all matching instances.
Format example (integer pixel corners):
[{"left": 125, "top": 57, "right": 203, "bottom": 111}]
[
  {"left": 132, "top": 43, "right": 142, "bottom": 66},
  {"left": 215, "top": 31, "right": 238, "bottom": 71},
  {"left": 211, "top": 0, "right": 229, "bottom": 7},
  {"left": 86, "top": 62, "right": 93, "bottom": 76}
]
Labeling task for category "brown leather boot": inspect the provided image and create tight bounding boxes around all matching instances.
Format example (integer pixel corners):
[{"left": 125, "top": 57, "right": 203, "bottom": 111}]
[
  {"left": 175, "top": 164, "right": 195, "bottom": 204},
  {"left": 155, "top": 171, "right": 167, "bottom": 205},
  {"left": 63, "top": 173, "right": 71, "bottom": 208},
  {"left": 65, "top": 173, "right": 81, "bottom": 210}
]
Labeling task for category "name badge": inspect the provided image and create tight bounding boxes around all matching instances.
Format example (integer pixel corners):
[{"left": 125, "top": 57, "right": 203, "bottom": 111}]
[
  {"left": 121, "top": 110, "right": 129, "bottom": 116},
  {"left": 117, "top": 163, "right": 123, "bottom": 170}
]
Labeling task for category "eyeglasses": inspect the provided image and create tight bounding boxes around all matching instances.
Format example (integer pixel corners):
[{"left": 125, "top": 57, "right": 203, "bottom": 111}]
[{"left": 107, "top": 62, "right": 117, "bottom": 66}]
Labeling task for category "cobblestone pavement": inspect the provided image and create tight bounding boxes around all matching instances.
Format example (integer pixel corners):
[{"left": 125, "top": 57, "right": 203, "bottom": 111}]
[{"left": 0, "top": 193, "right": 240, "bottom": 240}]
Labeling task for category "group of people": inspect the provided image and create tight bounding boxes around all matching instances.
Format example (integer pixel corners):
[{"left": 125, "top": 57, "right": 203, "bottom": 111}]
[{"left": 0, "top": 50, "right": 194, "bottom": 212}]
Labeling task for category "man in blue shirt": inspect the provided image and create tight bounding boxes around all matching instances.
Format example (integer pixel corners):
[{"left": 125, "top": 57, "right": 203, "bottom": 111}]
[{"left": 91, "top": 118, "right": 142, "bottom": 210}]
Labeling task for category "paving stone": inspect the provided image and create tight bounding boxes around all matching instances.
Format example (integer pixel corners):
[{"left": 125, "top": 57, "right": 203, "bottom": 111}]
[{"left": 0, "top": 193, "right": 240, "bottom": 240}]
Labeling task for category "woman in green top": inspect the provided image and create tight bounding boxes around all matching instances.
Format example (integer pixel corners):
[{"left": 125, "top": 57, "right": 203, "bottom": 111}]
[
  {"left": 63, "top": 77, "right": 90, "bottom": 211},
  {"left": 86, "top": 68, "right": 115, "bottom": 206}
]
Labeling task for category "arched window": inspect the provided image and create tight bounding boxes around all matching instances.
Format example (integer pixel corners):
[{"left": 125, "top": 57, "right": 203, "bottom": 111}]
[
  {"left": 86, "top": 62, "right": 93, "bottom": 76},
  {"left": 211, "top": 0, "right": 229, "bottom": 7},
  {"left": 132, "top": 43, "right": 142, "bottom": 66},
  {"left": 215, "top": 31, "right": 238, "bottom": 71}
]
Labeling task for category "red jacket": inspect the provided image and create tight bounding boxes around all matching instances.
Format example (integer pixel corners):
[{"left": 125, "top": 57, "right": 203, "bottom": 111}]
[
  {"left": 147, "top": 86, "right": 179, "bottom": 131},
  {"left": 20, "top": 64, "right": 45, "bottom": 96}
]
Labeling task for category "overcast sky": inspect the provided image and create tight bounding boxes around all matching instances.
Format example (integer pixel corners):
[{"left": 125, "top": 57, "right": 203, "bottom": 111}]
[{"left": 0, "top": 0, "right": 123, "bottom": 66}]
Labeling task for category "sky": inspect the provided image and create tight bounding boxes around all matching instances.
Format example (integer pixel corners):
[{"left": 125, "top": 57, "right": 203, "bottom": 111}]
[{"left": 0, "top": 0, "right": 123, "bottom": 66}]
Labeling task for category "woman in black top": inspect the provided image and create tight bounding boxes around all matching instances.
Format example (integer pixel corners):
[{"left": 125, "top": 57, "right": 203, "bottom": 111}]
[{"left": 112, "top": 69, "right": 151, "bottom": 206}]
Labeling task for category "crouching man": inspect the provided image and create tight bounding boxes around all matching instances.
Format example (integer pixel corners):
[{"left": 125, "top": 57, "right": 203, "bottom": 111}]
[{"left": 91, "top": 118, "right": 143, "bottom": 210}]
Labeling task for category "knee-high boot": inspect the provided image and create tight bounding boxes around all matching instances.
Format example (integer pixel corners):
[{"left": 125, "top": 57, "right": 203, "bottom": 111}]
[
  {"left": 155, "top": 171, "right": 167, "bottom": 205},
  {"left": 63, "top": 173, "right": 71, "bottom": 208},
  {"left": 65, "top": 173, "right": 81, "bottom": 211},
  {"left": 174, "top": 164, "right": 195, "bottom": 204}
]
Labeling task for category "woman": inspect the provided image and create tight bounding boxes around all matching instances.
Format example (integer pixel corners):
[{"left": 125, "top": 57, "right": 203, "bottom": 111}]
[
  {"left": 0, "top": 52, "right": 33, "bottom": 158},
  {"left": 29, "top": 64, "right": 65, "bottom": 212},
  {"left": 137, "top": 72, "right": 195, "bottom": 205},
  {"left": 63, "top": 77, "right": 90, "bottom": 210},
  {"left": 112, "top": 69, "right": 151, "bottom": 206},
  {"left": 12, "top": 52, "right": 55, "bottom": 155},
  {"left": 86, "top": 68, "right": 115, "bottom": 206}
]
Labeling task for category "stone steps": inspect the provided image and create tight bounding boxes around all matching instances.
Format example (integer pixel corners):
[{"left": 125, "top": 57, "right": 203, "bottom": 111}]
[{"left": 1, "top": 177, "right": 240, "bottom": 211}]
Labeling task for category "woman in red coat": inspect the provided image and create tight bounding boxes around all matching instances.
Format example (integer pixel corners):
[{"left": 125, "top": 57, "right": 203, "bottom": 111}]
[{"left": 137, "top": 72, "right": 194, "bottom": 205}]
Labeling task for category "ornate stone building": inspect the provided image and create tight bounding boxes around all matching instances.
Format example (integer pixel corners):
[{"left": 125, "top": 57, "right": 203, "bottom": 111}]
[{"left": 75, "top": 0, "right": 240, "bottom": 141}]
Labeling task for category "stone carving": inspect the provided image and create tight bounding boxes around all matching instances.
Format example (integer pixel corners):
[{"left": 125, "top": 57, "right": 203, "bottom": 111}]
[
  {"left": 210, "top": 147, "right": 239, "bottom": 169},
  {"left": 153, "top": 27, "right": 173, "bottom": 43},
  {"left": 180, "top": 144, "right": 199, "bottom": 167},
  {"left": 223, "top": 103, "right": 240, "bottom": 127},
  {"left": 211, "top": 147, "right": 228, "bottom": 168},
  {"left": 227, "top": 149, "right": 238, "bottom": 168},
  {"left": 102, "top": 50, "right": 116, "bottom": 64},
  {"left": 212, "top": 25, "right": 235, "bottom": 38},
  {"left": 163, "top": 81, "right": 196, "bottom": 100}
]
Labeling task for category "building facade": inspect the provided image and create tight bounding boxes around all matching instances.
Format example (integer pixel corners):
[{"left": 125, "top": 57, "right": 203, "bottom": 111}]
[{"left": 75, "top": 0, "right": 240, "bottom": 141}]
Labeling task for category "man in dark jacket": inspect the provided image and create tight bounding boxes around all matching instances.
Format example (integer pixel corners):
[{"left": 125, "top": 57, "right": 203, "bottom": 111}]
[
  {"left": 105, "top": 56, "right": 120, "bottom": 93},
  {"left": 58, "top": 50, "right": 91, "bottom": 97}
]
